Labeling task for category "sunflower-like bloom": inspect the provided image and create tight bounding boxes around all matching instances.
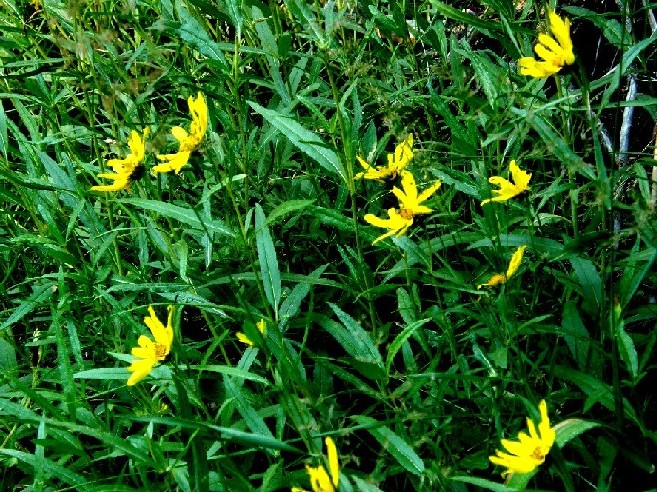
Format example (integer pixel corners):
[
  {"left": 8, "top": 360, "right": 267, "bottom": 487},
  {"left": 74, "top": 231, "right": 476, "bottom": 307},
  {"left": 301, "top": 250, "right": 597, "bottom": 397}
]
[
  {"left": 127, "top": 305, "right": 174, "bottom": 386},
  {"left": 481, "top": 160, "right": 531, "bottom": 206},
  {"left": 489, "top": 400, "right": 556, "bottom": 476},
  {"left": 91, "top": 128, "right": 149, "bottom": 192},
  {"left": 355, "top": 134, "right": 413, "bottom": 181},
  {"left": 364, "top": 171, "right": 441, "bottom": 244},
  {"left": 291, "top": 437, "right": 339, "bottom": 492},
  {"left": 237, "top": 318, "right": 266, "bottom": 346},
  {"left": 518, "top": 11, "right": 575, "bottom": 78},
  {"left": 153, "top": 92, "right": 208, "bottom": 174},
  {"left": 478, "top": 246, "right": 526, "bottom": 289}
]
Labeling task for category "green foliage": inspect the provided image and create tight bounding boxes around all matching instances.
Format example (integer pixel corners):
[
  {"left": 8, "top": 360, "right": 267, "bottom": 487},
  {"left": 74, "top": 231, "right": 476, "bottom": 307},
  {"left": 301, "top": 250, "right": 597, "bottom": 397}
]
[{"left": 1, "top": 0, "right": 657, "bottom": 490}]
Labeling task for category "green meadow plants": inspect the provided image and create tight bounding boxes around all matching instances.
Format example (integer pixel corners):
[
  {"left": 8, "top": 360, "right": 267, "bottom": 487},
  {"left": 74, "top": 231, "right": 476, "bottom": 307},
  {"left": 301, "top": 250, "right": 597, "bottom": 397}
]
[{"left": 1, "top": 0, "right": 657, "bottom": 491}]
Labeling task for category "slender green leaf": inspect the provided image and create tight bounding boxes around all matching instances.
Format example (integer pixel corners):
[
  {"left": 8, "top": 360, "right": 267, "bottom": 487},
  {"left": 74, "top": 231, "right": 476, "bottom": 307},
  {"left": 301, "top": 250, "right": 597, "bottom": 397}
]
[
  {"left": 385, "top": 319, "right": 430, "bottom": 375},
  {"left": 352, "top": 415, "right": 425, "bottom": 475},
  {"left": 255, "top": 203, "right": 281, "bottom": 312},
  {"left": 249, "top": 102, "right": 346, "bottom": 183},
  {"left": 123, "top": 198, "right": 234, "bottom": 237}
]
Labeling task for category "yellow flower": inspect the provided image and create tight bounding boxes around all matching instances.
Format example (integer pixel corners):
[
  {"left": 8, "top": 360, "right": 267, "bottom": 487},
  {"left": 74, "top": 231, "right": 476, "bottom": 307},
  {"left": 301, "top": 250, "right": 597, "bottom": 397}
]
[
  {"left": 127, "top": 305, "right": 174, "bottom": 386},
  {"left": 518, "top": 11, "right": 575, "bottom": 78},
  {"left": 153, "top": 92, "right": 208, "bottom": 174},
  {"left": 355, "top": 134, "right": 413, "bottom": 181},
  {"left": 481, "top": 160, "right": 531, "bottom": 206},
  {"left": 489, "top": 400, "right": 556, "bottom": 476},
  {"left": 292, "top": 437, "right": 339, "bottom": 492},
  {"left": 478, "top": 246, "right": 526, "bottom": 288},
  {"left": 392, "top": 170, "right": 442, "bottom": 217},
  {"left": 364, "top": 171, "right": 441, "bottom": 245},
  {"left": 91, "top": 128, "right": 149, "bottom": 192},
  {"left": 236, "top": 318, "right": 266, "bottom": 346}
]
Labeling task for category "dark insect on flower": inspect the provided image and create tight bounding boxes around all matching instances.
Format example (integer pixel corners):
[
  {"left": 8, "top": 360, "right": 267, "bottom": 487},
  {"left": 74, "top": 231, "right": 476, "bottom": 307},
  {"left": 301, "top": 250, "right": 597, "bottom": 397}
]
[{"left": 129, "top": 164, "right": 146, "bottom": 182}]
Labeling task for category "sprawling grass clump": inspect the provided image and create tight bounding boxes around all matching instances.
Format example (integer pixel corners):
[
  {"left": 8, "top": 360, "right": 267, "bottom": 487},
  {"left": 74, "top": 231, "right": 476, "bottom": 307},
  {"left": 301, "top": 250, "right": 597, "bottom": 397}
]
[{"left": 1, "top": 0, "right": 657, "bottom": 490}]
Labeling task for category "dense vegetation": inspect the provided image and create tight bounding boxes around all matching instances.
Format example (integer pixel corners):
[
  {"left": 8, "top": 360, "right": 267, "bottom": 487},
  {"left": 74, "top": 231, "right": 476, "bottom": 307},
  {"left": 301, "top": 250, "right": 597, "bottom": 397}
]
[{"left": 1, "top": 0, "right": 656, "bottom": 490}]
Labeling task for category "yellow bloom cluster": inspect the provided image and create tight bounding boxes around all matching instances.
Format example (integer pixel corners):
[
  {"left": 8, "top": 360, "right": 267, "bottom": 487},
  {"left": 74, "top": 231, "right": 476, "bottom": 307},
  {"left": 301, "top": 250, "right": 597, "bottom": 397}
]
[
  {"left": 91, "top": 92, "right": 208, "bottom": 192},
  {"left": 490, "top": 400, "right": 556, "bottom": 476},
  {"left": 292, "top": 437, "right": 339, "bottom": 492},
  {"left": 358, "top": 135, "right": 442, "bottom": 244}
]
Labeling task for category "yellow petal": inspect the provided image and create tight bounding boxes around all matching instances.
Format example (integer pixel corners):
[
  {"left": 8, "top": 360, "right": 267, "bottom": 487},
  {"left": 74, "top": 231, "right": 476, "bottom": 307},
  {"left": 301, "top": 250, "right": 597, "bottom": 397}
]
[
  {"left": 506, "top": 245, "right": 526, "bottom": 278},
  {"left": 416, "top": 180, "right": 442, "bottom": 204},
  {"left": 518, "top": 57, "right": 558, "bottom": 78},
  {"left": 305, "top": 464, "right": 333, "bottom": 492},
  {"left": 171, "top": 126, "right": 189, "bottom": 143},
  {"left": 90, "top": 178, "right": 130, "bottom": 192},
  {"left": 477, "top": 273, "right": 506, "bottom": 289},
  {"left": 127, "top": 357, "right": 157, "bottom": 386},
  {"left": 153, "top": 151, "right": 192, "bottom": 174},
  {"left": 144, "top": 306, "right": 173, "bottom": 354},
  {"left": 236, "top": 332, "right": 254, "bottom": 346},
  {"left": 548, "top": 11, "right": 575, "bottom": 64},
  {"left": 325, "top": 437, "right": 339, "bottom": 487},
  {"left": 509, "top": 160, "right": 531, "bottom": 191}
]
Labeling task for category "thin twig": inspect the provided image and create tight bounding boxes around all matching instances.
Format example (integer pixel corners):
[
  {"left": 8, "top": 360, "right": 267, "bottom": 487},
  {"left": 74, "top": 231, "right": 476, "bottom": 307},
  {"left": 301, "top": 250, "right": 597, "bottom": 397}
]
[{"left": 618, "top": 75, "right": 637, "bottom": 167}]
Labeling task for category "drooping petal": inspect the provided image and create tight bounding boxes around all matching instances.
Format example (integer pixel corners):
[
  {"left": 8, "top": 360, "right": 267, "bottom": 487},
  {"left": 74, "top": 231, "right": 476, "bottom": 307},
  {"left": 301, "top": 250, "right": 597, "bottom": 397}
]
[
  {"left": 127, "top": 357, "right": 157, "bottom": 386},
  {"left": 90, "top": 175, "right": 131, "bottom": 192},
  {"left": 536, "top": 34, "right": 563, "bottom": 59},
  {"left": 153, "top": 151, "right": 192, "bottom": 174},
  {"left": 518, "top": 57, "right": 558, "bottom": 78},
  {"left": 416, "top": 180, "right": 442, "bottom": 204},
  {"left": 481, "top": 161, "right": 531, "bottom": 205},
  {"left": 364, "top": 209, "right": 413, "bottom": 244},
  {"left": 171, "top": 126, "right": 189, "bottom": 144},
  {"left": 477, "top": 273, "right": 506, "bottom": 289},
  {"left": 305, "top": 464, "right": 334, "bottom": 492}
]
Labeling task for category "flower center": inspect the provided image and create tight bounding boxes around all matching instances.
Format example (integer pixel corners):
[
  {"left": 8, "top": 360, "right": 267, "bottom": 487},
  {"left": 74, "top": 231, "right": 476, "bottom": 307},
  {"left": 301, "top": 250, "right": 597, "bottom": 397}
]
[
  {"left": 154, "top": 343, "right": 168, "bottom": 359},
  {"left": 531, "top": 446, "right": 546, "bottom": 462},
  {"left": 399, "top": 208, "right": 414, "bottom": 220}
]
